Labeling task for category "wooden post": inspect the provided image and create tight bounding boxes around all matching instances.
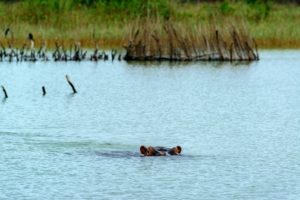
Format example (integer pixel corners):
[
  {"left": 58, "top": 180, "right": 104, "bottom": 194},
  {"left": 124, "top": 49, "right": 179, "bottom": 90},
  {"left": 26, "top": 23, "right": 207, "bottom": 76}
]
[
  {"left": 65, "top": 75, "right": 77, "bottom": 94},
  {"left": 42, "top": 86, "right": 46, "bottom": 96},
  {"left": 1, "top": 85, "right": 8, "bottom": 98}
]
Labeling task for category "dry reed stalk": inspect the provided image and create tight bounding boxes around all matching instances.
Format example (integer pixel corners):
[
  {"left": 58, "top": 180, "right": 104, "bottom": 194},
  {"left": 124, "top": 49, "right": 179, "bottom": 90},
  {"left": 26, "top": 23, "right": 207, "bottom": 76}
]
[
  {"left": 151, "top": 32, "right": 162, "bottom": 59},
  {"left": 215, "top": 30, "right": 224, "bottom": 61}
]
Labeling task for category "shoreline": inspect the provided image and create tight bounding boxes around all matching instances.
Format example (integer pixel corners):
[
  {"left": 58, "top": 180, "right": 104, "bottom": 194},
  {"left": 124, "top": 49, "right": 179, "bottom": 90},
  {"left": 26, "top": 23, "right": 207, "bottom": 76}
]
[{"left": 3, "top": 38, "right": 300, "bottom": 50}]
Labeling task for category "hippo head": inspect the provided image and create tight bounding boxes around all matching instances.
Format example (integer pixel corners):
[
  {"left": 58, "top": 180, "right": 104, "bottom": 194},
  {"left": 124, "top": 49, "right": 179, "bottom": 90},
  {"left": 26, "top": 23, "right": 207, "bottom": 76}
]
[
  {"left": 168, "top": 146, "right": 182, "bottom": 155},
  {"left": 146, "top": 146, "right": 157, "bottom": 156}
]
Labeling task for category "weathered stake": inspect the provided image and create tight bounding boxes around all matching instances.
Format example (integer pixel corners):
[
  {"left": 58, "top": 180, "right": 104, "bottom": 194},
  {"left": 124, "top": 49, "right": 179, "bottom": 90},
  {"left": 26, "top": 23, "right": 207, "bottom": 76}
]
[
  {"left": 42, "top": 86, "right": 46, "bottom": 96},
  {"left": 65, "top": 75, "right": 77, "bottom": 94},
  {"left": 1, "top": 85, "right": 8, "bottom": 98}
]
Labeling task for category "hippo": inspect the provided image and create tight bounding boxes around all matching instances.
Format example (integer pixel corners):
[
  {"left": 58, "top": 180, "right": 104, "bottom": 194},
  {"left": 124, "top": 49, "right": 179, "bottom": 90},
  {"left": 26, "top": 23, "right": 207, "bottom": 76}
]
[{"left": 140, "top": 145, "right": 182, "bottom": 156}]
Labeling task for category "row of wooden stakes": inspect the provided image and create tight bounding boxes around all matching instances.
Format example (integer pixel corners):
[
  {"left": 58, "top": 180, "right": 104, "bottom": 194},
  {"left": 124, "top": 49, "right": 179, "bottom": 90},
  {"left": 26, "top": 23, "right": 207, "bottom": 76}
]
[
  {"left": 1, "top": 75, "right": 77, "bottom": 99},
  {"left": 1, "top": 29, "right": 123, "bottom": 62}
]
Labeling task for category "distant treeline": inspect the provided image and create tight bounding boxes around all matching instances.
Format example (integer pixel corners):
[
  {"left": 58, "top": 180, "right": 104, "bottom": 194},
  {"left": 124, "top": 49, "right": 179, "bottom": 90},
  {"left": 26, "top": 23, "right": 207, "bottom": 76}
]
[
  {"left": 0, "top": 0, "right": 300, "bottom": 5},
  {"left": 184, "top": 0, "right": 300, "bottom": 3},
  {"left": 0, "top": 0, "right": 298, "bottom": 23},
  {"left": 0, "top": 0, "right": 298, "bottom": 24}
]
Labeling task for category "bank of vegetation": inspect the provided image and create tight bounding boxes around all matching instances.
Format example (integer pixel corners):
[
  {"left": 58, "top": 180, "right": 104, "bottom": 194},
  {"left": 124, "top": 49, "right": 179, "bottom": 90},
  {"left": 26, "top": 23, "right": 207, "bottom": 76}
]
[{"left": 0, "top": 0, "right": 299, "bottom": 48}]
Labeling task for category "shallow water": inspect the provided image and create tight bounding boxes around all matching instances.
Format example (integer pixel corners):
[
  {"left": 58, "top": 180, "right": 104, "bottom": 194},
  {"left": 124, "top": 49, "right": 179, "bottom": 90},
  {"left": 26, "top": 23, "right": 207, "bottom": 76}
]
[{"left": 1, "top": 50, "right": 300, "bottom": 199}]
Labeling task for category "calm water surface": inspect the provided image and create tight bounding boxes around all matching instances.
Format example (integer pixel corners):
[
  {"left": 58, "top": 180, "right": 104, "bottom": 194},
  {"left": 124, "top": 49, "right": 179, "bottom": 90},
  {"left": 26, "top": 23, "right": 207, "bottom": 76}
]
[{"left": 1, "top": 50, "right": 300, "bottom": 199}]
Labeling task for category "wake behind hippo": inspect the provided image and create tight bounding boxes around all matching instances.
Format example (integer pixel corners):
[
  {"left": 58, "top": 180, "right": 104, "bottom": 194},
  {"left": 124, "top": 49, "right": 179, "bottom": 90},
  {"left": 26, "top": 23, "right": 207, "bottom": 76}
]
[
  {"left": 96, "top": 151, "right": 141, "bottom": 158},
  {"left": 140, "top": 145, "right": 182, "bottom": 156}
]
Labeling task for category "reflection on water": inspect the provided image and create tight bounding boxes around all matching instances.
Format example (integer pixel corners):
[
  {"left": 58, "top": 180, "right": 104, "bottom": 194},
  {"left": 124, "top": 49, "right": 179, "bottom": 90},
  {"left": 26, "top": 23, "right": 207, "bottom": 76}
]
[
  {"left": 1, "top": 50, "right": 300, "bottom": 199},
  {"left": 127, "top": 60, "right": 254, "bottom": 68}
]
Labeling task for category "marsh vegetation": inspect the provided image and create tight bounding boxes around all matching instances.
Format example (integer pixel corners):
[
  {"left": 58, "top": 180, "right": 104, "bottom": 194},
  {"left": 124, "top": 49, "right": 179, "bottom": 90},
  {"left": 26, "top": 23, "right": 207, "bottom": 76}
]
[
  {"left": 0, "top": 0, "right": 299, "bottom": 48},
  {"left": 124, "top": 21, "right": 258, "bottom": 61}
]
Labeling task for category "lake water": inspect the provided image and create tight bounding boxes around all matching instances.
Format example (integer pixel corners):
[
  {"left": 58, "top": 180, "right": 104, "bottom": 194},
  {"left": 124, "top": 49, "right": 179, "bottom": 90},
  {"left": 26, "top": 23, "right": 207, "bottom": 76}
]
[{"left": 1, "top": 50, "right": 300, "bottom": 199}]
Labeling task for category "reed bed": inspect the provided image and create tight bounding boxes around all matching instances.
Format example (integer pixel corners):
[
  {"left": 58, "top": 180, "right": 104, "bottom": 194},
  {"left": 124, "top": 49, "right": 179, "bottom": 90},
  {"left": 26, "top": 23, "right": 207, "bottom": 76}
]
[{"left": 123, "top": 21, "right": 259, "bottom": 62}]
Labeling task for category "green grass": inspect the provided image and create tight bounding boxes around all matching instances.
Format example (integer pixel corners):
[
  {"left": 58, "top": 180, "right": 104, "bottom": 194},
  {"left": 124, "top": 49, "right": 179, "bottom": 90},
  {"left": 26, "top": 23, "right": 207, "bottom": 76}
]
[{"left": 0, "top": 0, "right": 299, "bottom": 48}]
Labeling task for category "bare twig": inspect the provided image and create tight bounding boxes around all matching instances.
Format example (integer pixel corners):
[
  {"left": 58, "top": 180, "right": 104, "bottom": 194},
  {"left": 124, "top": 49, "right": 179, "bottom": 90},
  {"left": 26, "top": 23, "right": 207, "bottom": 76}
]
[{"left": 65, "top": 75, "right": 77, "bottom": 94}]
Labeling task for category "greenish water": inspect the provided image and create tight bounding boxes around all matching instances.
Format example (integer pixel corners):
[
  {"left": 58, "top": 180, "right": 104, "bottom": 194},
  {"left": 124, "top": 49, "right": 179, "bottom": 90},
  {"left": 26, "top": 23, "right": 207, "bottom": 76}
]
[{"left": 1, "top": 50, "right": 300, "bottom": 199}]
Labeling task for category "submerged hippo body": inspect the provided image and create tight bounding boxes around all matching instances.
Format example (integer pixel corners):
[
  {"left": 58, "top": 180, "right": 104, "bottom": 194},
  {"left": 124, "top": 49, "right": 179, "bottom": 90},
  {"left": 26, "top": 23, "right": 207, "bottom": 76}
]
[{"left": 140, "top": 145, "right": 182, "bottom": 156}]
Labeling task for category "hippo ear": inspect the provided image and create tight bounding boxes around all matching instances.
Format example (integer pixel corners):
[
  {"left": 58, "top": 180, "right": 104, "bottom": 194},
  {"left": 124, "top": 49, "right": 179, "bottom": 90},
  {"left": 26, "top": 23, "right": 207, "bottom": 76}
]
[
  {"left": 177, "top": 146, "right": 182, "bottom": 154},
  {"left": 140, "top": 145, "right": 147, "bottom": 155}
]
